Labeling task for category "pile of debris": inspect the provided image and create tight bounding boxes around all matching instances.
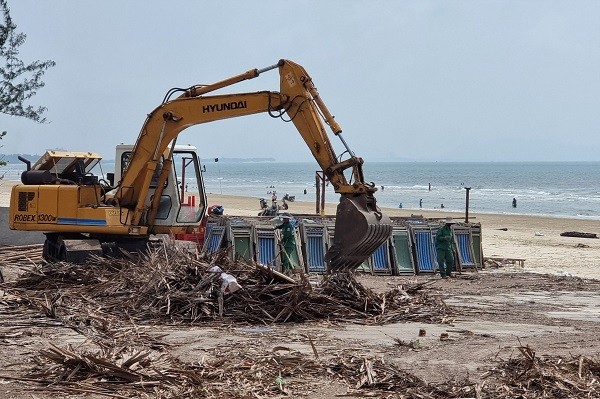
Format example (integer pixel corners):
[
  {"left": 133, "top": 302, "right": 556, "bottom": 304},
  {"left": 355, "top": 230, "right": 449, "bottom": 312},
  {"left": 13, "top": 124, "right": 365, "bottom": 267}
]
[
  {"left": 9, "top": 339, "right": 600, "bottom": 398},
  {"left": 0, "top": 243, "right": 44, "bottom": 282},
  {"left": 480, "top": 345, "right": 600, "bottom": 398},
  {"left": 5, "top": 242, "right": 450, "bottom": 330},
  {"left": 2, "top": 243, "right": 599, "bottom": 398}
]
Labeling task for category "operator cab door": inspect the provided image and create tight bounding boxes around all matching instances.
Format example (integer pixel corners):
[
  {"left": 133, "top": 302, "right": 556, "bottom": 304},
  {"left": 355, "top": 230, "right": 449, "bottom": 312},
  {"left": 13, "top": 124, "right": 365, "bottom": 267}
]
[
  {"left": 172, "top": 151, "right": 205, "bottom": 224},
  {"left": 116, "top": 144, "right": 206, "bottom": 227}
]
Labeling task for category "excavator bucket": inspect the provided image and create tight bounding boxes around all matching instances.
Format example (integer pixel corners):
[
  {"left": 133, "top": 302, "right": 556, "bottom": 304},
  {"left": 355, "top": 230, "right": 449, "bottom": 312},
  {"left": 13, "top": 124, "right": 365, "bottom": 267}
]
[{"left": 325, "top": 194, "right": 393, "bottom": 272}]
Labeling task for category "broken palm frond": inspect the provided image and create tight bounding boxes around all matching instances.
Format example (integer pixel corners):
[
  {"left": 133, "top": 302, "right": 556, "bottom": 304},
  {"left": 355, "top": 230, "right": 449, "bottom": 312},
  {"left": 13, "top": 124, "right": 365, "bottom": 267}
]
[
  {"left": 0, "top": 244, "right": 44, "bottom": 263},
  {"left": 4, "top": 244, "right": 451, "bottom": 331},
  {"left": 21, "top": 342, "right": 462, "bottom": 398},
  {"left": 480, "top": 345, "right": 600, "bottom": 398},
  {"left": 20, "top": 340, "right": 600, "bottom": 399},
  {"left": 19, "top": 345, "right": 436, "bottom": 398},
  {"left": 0, "top": 244, "right": 44, "bottom": 283}
]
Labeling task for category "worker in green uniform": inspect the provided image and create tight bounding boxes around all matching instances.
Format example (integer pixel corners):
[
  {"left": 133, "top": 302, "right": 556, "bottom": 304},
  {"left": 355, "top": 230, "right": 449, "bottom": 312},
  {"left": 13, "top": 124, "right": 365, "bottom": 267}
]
[
  {"left": 274, "top": 214, "right": 296, "bottom": 275},
  {"left": 436, "top": 217, "right": 456, "bottom": 278}
]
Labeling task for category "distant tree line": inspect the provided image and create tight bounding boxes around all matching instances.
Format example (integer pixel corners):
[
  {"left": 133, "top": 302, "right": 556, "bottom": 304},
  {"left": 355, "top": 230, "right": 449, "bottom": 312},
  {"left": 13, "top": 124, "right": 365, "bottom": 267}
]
[{"left": 0, "top": 153, "right": 40, "bottom": 164}]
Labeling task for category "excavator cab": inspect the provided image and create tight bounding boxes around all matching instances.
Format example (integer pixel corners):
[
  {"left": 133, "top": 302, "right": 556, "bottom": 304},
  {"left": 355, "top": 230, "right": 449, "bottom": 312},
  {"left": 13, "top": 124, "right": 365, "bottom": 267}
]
[{"left": 114, "top": 144, "right": 207, "bottom": 230}]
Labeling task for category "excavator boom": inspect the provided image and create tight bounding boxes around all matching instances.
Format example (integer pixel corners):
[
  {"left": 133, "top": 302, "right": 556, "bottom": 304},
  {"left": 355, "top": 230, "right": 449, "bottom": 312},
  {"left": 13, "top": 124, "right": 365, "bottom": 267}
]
[
  {"left": 114, "top": 59, "right": 391, "bottom": 272},
  {"left": 11, "top": 59, "right": 391, "bottom": 271}
]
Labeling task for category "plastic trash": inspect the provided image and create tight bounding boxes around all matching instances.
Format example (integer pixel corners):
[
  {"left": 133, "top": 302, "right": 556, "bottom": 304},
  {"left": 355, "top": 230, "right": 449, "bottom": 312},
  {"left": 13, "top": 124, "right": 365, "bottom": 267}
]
[{"left": 209, "top": 265, "right": 242, "bottom": 294}]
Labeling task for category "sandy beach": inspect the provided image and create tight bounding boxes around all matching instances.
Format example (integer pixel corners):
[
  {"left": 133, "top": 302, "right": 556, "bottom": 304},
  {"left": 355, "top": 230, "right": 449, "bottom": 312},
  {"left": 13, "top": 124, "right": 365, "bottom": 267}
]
[
  {"left": 2, "top": 179, "right": 598, "bottom": 279},
  {"left": 2, "top": 181, "right": 600, "bottom": 398}
]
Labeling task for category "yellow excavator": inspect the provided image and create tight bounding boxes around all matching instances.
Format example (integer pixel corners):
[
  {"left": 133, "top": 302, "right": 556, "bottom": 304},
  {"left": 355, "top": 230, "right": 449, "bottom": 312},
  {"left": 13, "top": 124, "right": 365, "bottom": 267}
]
[{"left": 9, "top": 59, "right": 391, "bottom": 272}]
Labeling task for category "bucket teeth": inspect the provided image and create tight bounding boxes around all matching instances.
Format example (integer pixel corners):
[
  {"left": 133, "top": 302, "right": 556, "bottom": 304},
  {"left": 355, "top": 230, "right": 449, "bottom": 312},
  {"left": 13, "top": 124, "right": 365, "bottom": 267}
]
[{"left": 325, "top": 195, "right": 392, "bottom": 272}]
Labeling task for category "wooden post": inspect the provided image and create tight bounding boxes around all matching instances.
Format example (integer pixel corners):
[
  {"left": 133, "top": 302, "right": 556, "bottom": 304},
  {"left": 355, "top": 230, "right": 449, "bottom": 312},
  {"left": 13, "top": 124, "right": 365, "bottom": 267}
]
[
  {"left": 180, "top": 158, "right": 186, "bottom": 202},
  {"left": 320, "top": 172, "right": 326, "bottom": 216},
  {"left": 315, "top": 173, "right": 321, "bottom": 214},
  {"left": 464, "top": 187, "right": 471, "bottom": 223},
  {"left": 315, "top": 171, "right": 327, "bottom": 215}
]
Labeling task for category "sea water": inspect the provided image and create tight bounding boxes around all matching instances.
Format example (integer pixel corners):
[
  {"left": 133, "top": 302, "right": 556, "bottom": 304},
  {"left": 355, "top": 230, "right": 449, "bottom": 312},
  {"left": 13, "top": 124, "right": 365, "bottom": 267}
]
[
  {"left": 3, "top": 161, "right": 600, "bottom": 220},
  {"left": 199, "top": 161, "right": 600, "bottom": 220}
]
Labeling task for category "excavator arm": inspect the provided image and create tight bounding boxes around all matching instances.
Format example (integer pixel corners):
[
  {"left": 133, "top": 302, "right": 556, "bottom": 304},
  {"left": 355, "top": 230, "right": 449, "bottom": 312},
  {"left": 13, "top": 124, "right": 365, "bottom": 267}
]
[{"left": 116, "top": 59, "right": 391, "bottom": 272}]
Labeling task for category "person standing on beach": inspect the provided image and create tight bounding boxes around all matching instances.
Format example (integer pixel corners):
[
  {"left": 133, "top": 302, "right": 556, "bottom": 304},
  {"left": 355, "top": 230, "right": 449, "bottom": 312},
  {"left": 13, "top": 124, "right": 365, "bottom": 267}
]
[
  {"left": 512, "top": 198, "right": 517, "bottom": 208},
  {"left": 436, "top": 217, "right": 456, "bottom": 278},
  {"left": 419, "top": 199, "right": 423, "bottom": 208},
  {"left": 274, "top": 215, "right": 296, "bottom": 276}
]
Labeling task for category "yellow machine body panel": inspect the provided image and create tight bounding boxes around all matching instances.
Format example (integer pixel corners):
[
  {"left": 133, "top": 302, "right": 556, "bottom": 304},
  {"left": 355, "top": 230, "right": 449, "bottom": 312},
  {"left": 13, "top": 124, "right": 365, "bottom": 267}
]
[
  {"left": 10, "top": 185, "right": 41, "bottom": 227},
  {"left": 57, "top": 186, "right": 79, "bottom": 219},
  {"left": 9, "top": 185, "right": 145, "bottom": 235},
  {"left": 37, "top": 186, "right": 58, "bottom": 220}
]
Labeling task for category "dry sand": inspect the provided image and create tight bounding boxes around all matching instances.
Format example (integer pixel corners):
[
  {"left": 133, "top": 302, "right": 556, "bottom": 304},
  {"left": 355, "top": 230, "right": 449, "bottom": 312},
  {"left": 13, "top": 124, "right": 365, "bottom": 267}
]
[{"left": 2, "top": 179, "right": 598, "bottom": 279}]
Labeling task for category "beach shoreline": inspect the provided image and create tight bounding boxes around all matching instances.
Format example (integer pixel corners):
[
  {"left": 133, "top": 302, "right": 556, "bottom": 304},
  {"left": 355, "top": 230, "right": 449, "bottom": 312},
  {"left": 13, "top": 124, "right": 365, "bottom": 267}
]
[{"left": 2, "top": 179, "right": 598, "bottom": 279}]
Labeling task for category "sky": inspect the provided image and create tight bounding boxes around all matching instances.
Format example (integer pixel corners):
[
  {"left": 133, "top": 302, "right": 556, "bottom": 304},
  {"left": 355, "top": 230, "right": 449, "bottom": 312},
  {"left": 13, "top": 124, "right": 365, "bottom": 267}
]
[{"left": 1, "top": 1, "right": 599, "bottom": 163}]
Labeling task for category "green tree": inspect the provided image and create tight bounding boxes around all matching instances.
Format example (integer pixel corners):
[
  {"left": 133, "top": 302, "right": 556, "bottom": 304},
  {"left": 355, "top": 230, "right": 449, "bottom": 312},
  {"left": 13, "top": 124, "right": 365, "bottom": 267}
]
[{"left": 0, "top": 0, "right": 55, "bottom": 123}]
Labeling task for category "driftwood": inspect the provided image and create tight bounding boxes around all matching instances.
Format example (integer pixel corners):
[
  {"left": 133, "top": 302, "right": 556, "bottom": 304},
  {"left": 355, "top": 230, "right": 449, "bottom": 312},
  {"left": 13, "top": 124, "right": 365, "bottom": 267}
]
[
  {"left": 560, "top": 231, "right": 598, "bottom": 239},
  {"left": 0, "top": 242, "right": 456, "bottom": 397}
]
